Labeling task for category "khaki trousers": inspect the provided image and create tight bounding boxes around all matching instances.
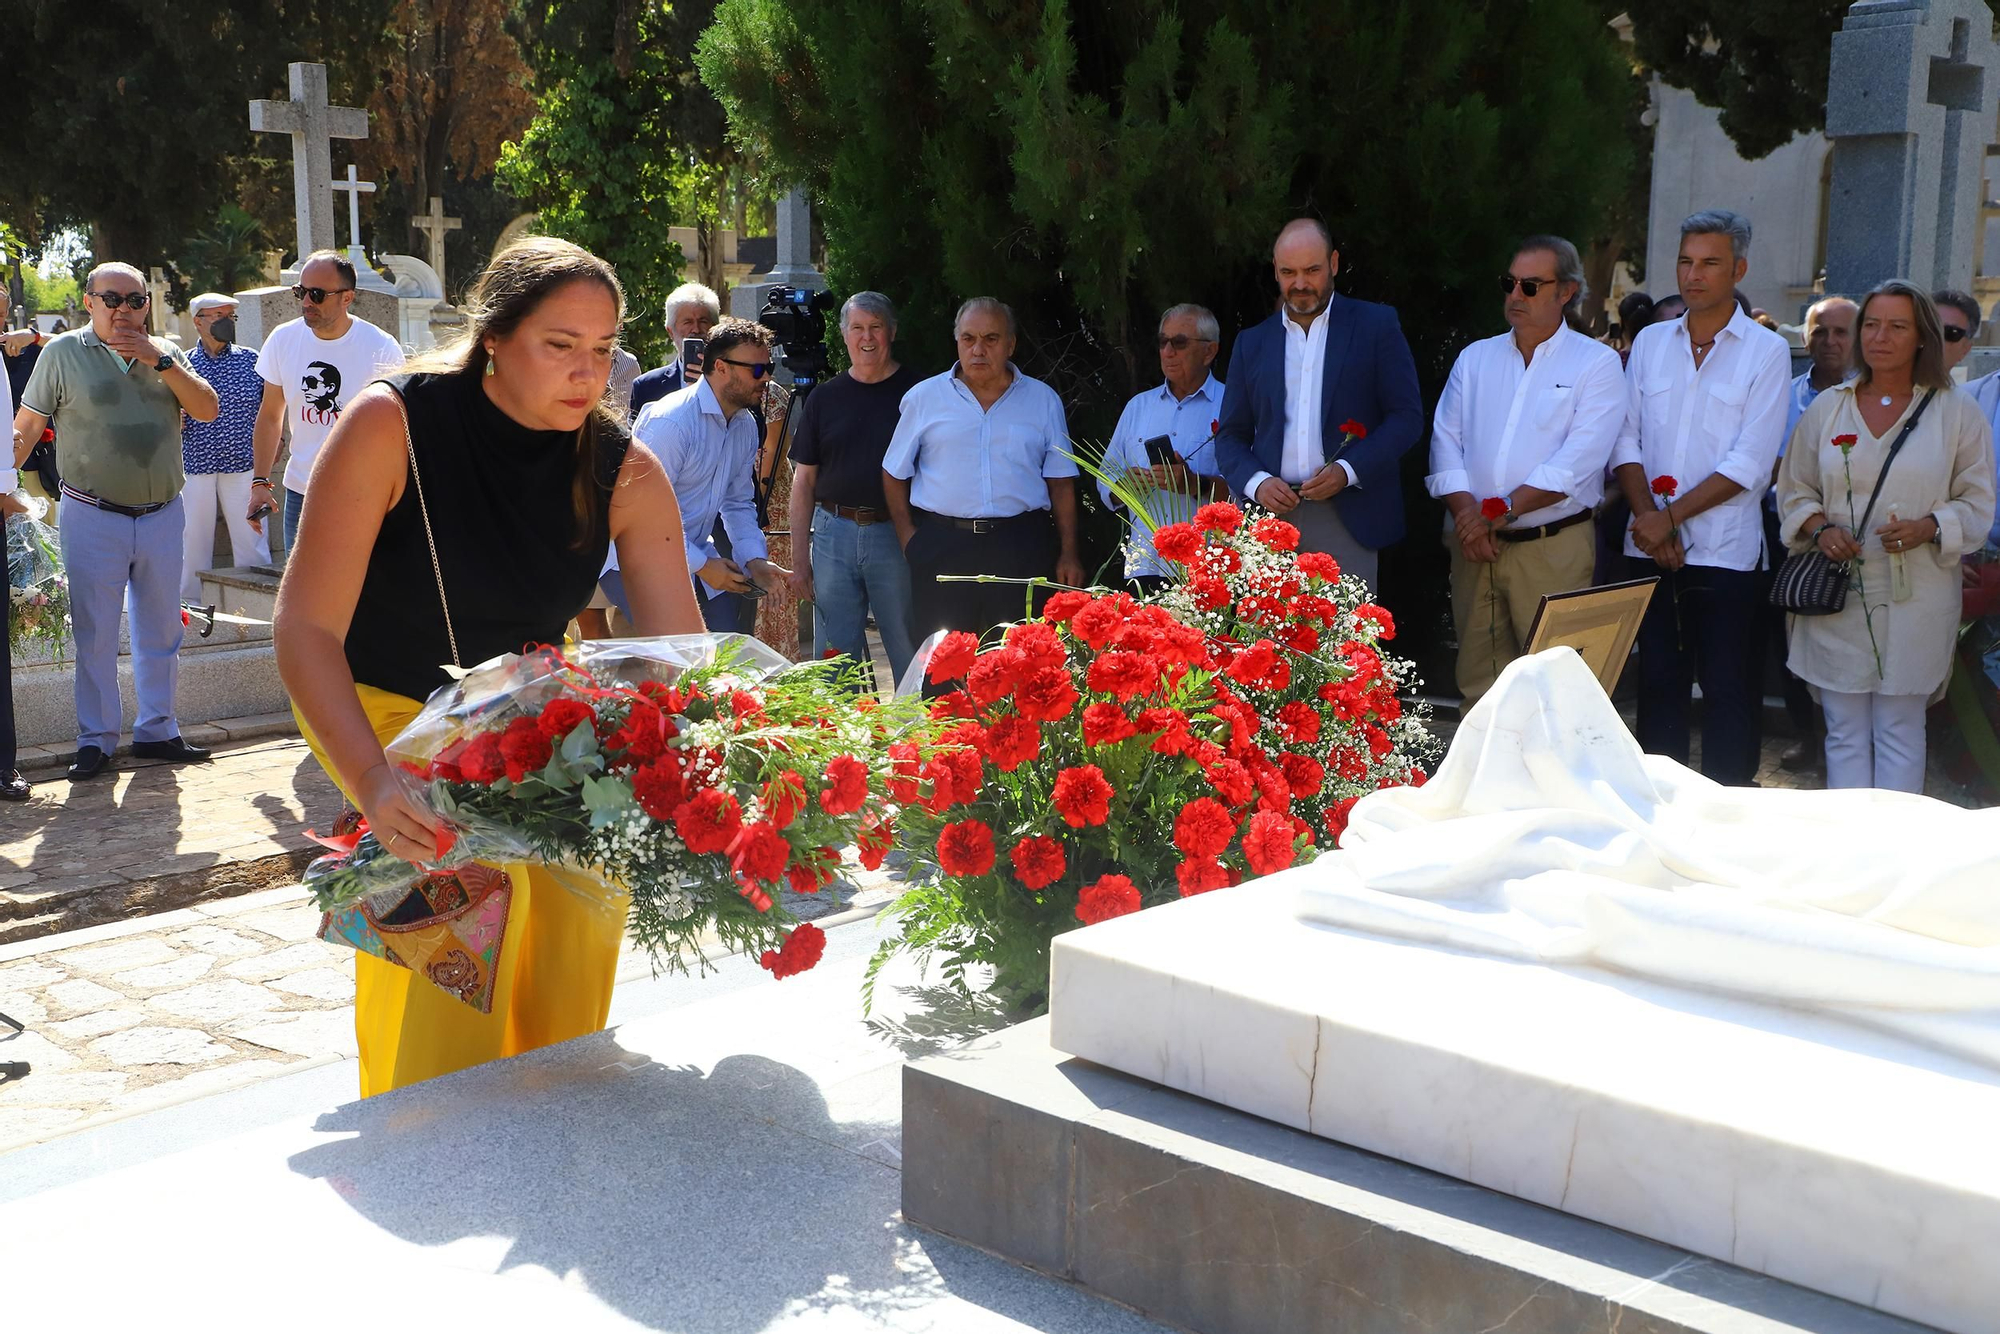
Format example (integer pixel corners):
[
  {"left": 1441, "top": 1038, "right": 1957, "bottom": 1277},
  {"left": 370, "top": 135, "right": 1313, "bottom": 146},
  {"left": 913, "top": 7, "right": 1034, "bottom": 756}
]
[{"left": 1448, "top": 519, "right": 1595, "bottom": 709}]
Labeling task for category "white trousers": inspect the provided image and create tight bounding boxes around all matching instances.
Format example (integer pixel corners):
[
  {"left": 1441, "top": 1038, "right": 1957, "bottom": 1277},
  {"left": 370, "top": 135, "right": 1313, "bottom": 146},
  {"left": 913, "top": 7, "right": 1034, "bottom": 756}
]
[
  {"left": 1820, "top": 689, "right": 1928, "bottom": 793},
  {"left": 181, "top": 470, "right": 271, "bottom": 601}
]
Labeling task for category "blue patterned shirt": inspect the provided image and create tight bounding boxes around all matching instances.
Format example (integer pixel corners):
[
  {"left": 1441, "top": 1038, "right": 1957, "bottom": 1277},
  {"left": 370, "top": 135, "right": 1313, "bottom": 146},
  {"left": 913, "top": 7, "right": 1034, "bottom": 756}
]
[{"left": 182, "top": 342, "right": 262, "bottom": 474}]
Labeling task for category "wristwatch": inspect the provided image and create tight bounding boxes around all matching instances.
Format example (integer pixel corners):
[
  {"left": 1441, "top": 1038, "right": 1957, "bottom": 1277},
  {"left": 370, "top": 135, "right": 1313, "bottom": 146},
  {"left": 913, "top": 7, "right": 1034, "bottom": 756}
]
[{"left": 152, "top": 353, "right": 173, "bottom": 372}]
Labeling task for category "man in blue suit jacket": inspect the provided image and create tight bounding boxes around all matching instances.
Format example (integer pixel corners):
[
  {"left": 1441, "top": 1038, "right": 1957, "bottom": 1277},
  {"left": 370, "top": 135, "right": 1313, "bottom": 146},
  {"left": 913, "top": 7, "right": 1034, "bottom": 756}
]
[{"left": 1214, "top": 218, "right": 1424, "bottom": 590}]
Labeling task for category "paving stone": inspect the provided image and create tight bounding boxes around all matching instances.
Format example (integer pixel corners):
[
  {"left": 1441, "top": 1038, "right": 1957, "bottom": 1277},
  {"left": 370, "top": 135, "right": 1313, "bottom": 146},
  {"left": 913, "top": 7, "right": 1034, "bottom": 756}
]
[
  {"left": 146, "top": 980, "right": 284, "bottom": 1024},
  {"left": 111, "top": 956, "right": 214, "bottom": 990},
  {"left": 44, "top": 1008, "right": 146, "bottom": 1041},
  {"left": 0, "top": 1068, "right": 129, "bottom": 1105},
  {"left": 1, "top": 1029, "right": 81, "bottom": 1072},
  {"left": 223, "top": 941, "right": 341, "bottom": 981},
  {"left": 226, "top": 1009, "right": 357, "bottom": 1059},
  {"left": 45, "top": 978, "right": 124, "bottom": 1011},
  {"left": 0, "top": 992, "right": 49, "bottom": 1025},
  {"left": 50, "top": 937, "right": 179, "bottom": 975},
  {"left": 269, "top": 967, "right": 354, "bottom": 1002},
  {"left": 87, "top": 1026, "right": 235, "bottom": 1066},
  {"left": 0, "top": 1104, "right": 87, "bottom": 1144},
  {"left": 230, "top": 906, "right": 327, "bottom": 943},
  {"left": 107, "top": 1059, "right": 295, "bottom": 1115},
  {"left": 165, "top": 925, "right": 265, "bottom": 959},
  {"left": 0, "top": 961, "right": 66, "bottom": 990}
]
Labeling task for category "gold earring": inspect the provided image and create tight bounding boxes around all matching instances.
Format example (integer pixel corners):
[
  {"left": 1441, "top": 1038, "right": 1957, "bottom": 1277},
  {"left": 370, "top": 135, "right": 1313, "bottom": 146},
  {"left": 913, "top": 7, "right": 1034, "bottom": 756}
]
[{"left": 485, "top": 356, "right": 496, "bottom": 378}]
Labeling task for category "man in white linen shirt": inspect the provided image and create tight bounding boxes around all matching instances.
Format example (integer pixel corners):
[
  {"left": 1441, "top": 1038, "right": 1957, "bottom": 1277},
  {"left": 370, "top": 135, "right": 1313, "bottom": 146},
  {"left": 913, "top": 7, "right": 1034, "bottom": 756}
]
[
  {"left": 1428, "top": 235, "right": 1623, "bottom": 709},
  {"left": 1611, "top": 209, "right": 1791, "bottom": 786}
]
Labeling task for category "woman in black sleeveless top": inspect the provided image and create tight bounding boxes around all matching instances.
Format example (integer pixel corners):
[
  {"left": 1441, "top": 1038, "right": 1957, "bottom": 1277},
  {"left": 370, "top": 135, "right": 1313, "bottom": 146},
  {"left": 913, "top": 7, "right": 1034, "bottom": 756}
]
[{"left": 274, "top": 238, "right": 703, "bottom": 1095}]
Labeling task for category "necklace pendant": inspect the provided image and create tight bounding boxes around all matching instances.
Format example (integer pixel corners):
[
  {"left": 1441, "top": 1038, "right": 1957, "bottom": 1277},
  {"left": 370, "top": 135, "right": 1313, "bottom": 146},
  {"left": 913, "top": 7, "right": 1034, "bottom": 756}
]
[{"left": 1880, "top": 395, "right": 1893, "bottom": 406}]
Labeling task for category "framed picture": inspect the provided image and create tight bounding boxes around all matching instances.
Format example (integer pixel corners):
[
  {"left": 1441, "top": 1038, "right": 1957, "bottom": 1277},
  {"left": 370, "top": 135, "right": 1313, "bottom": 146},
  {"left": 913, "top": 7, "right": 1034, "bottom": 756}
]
[{"left": 1522, "top": 577, "right": 1659, "bottom": 696}]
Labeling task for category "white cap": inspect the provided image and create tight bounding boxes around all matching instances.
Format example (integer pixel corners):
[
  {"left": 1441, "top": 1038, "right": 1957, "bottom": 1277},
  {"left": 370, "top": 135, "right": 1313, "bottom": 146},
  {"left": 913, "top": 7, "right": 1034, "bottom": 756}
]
[{"left": 189, "top": 292, "right": 238, "bottom": 315}]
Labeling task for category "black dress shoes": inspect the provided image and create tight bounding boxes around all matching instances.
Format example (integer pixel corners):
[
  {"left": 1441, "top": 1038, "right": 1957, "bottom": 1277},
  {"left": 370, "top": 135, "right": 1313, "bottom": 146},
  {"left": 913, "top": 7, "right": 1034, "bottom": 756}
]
[
  {"left": 68, "top": 746, "right": 112, "bottom": 781},
  {"left": 0, "top": 770, "right": 29, "bottom": 801},
  {"left": 130, "top": 736, "right": 212, "bottom": 764}
]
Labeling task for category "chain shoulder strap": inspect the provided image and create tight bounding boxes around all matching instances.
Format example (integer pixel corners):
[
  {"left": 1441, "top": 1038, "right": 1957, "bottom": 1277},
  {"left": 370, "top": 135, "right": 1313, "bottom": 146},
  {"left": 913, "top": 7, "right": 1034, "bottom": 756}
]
[{"left": 394, "top": 393, "right": 461, "bottom": 669}]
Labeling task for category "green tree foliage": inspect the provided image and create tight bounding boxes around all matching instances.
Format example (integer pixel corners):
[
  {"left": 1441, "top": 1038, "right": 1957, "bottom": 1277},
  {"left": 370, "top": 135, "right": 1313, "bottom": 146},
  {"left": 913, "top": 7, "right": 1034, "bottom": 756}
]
[
  {"left": 1626, "top": 1, "right": 2000, "bottom": 161},
  {"left": 178, "top": 205, "right": 274, "bottom": 297}
]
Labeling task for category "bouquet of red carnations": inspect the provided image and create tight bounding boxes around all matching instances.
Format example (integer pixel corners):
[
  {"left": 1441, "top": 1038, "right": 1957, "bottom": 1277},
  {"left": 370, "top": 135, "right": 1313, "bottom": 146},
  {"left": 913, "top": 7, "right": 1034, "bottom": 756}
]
[
  {"left": 7, "top": 493, "right": 70, "bottom": 659},
  {"left": 868, "top": 502, "right": 1438, "bottom": 1011},
  {"left": 305, "top": 635, "right": 925, "bottom": 979}
]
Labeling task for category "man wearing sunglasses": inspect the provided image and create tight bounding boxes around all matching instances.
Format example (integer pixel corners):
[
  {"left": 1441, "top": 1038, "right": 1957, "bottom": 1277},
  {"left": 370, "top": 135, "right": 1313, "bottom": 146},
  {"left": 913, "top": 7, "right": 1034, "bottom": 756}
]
[
  {"left": 1956, "top": 294, "right": 2000, "bottom": 548},
  {"left": 249, "top": 250, "right": 405, "bottom": 552},
  {"left": 10, "top": 261, "right": 221, "bottom": 780},
  {"left": 631, "top": 317, "right": 788, "bottom": 632},
  {"left": 1427, "top": 236, "right": 1625, "bottom": 710}
]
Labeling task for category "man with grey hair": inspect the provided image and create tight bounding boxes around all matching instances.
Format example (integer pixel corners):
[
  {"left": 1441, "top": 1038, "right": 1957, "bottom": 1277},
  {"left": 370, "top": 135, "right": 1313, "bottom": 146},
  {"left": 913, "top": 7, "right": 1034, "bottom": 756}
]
[
  {"left": 883, "top": 296, "right": 1084, "bottom": 640},
  {"left": 785, "top": 291, "right": 924, "bottom": 685},
  {"left": 630, "top": 281, "right": 722, "bottom": 415},
  {"left": 1097, "top": 303, "right": 1226, "bottom": 592},
  {"left": 1428, "top": 235, "right": 1624, "bottom": 709},
  {"left": 11, "top": 261, "right": 221, "bottom": 780},
  {"left": 1933, "top": 288, "right": 1981, "bottom": 375},
  {"left": 1611, "top": 208, "right": 1791, "bottom": 785}
]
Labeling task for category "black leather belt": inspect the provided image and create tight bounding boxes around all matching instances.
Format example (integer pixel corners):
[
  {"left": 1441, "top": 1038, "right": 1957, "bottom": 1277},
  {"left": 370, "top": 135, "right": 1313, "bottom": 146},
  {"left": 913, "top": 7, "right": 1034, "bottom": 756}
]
[
  {"left": 1496, "top": 507, "right": 1594, "bottom": 544},
  {"left": 62, "top": 484, "right": 169, "bottom": 518},
  {"left": 918, "top": 508, "right": 1050, "bottom": 535},
  {"left": 819, "top": 500, "right": 886, "bottom": 525}
]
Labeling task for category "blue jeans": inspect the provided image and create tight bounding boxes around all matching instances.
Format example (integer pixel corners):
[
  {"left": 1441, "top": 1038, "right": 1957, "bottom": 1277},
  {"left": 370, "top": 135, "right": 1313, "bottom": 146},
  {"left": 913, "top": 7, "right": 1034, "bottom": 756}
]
[
  {"left": 282, "top": 486, "right": 306, "bottom": 554},
  {"left": 811, "top": 509, "right": 918, "bottom": 689}
]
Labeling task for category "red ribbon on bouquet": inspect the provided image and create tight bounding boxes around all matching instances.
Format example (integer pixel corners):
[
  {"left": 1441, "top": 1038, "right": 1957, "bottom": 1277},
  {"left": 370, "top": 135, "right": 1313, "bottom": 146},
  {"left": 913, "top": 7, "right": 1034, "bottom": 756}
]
[{"left": 305, "top": 815, "right": 458, "bottom": 863}]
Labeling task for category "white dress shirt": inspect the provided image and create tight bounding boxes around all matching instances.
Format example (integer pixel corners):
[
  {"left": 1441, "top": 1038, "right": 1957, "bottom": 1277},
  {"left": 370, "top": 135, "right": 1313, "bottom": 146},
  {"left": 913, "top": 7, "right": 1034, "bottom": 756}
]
[
  {"left": 1097, "top": 374, "right": 1225, "bottom": 578},
  {"left": 0, "top": 355, "right": 15, "bottom": 493},
  {"left": 1426, "top": 324, "right": 1624, "bottom": 526},
  {"left": 1612, "top": 307, "right": 1792, "bottom": 571},
  {"left": 629, "top": 377, "right": 766, "bottom": 597},
  {"left": 1244, "top": 302, "right": 1358, "bottom": 499},
  {"left": 882, "top": 364, "right": 1077, "bottom": 517}
]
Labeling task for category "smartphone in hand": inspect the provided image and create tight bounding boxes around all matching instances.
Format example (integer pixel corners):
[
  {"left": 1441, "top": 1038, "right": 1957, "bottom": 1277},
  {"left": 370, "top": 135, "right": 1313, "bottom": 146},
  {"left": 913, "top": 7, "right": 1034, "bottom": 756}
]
[
  {"left": 682, "top": 337, "right": 707, "bottom": 373},
  {"left": 1142, "top": 435, "right": 1178, "bottom": 467}
]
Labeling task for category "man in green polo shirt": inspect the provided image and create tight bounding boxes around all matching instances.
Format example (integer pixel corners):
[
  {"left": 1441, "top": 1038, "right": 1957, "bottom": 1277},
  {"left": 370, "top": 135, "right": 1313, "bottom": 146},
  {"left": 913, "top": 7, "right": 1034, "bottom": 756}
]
[{"left": 10, "top": 261, "right": 219, "bottom": 780}]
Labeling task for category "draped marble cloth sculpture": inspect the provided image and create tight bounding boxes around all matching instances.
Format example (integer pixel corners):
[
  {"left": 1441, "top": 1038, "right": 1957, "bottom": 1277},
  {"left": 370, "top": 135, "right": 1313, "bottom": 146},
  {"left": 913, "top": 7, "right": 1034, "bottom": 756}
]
[{"left": 1297, "top": 648, "right": 2000, "bottom": 1067}]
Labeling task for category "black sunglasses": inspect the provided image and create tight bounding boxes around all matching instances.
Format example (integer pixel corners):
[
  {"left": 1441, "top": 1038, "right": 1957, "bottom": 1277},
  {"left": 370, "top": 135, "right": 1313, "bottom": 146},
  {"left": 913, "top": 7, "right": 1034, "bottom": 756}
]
[
  {"left": 715, "top": 356, "right": 770, "bottom": 379},
  {"left": 90, "top": 290, "right": 149, "bottom": 310},
  {"left": 1944, "top": 324, "right": 1970, "bottom": 344},
  {"left": 291, "top": 285, "right": 355, "bottom": 304},
  {"left": 1499, "top": 275, "right": 1559, "bottom": 298},
  {"left": 1157, "top": 335, "right": 1214, "bottom": 351}
]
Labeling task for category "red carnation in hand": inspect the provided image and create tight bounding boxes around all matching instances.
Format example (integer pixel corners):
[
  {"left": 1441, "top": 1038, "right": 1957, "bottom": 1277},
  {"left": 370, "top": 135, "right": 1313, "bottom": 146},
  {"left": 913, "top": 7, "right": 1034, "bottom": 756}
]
[
  {"left": 1013, "top": 664, "right": 1079, "bottom": 721},
  {"left": 1831, "top": 434, "right": 1858, "bottom": 452},
  {"left": 632, "top": 756, "right": 688, "bottom": 821},
  {"left": 1353, "top": 603, "right": 1396, "bottom": 640},
  {"left": 1650, "top": 474, "right": 1679, "bottom": 496},
  {"left": 819, "top": 754, "right": 870, "bottom": 815},
  {"left": 983, "top": 714, "right": 1042, "bottom": 772},
  {"left": 730, "top": 819, "right": 792, "bottom": 884},
  {"left": 1173, "top": 796, "right": 1238, "bottom": 859},
  {"left": 1010, "top": 834, "right": 1067, "bottom": 890},
  {"left": 457, "top": 731, "right": 507, "bottom": 785},
  {"left": 537, "top": 698, "right": 595, "bottom": 741},
  {"left": 760, "top": 921, "right": 827, "bottom": 979},
  {"left": 1042, "top": 589, "right": 1091, "bottom": 623},
  {"left": 1338, "top": 418, "right": 1368, "bottom": 439},
  {"left": 1251, "top": 517, "right": 1300, "bottom": 551},
  {"left": 1152, "top": 521, "right": 1202, "bottom": 564},
  {"left": 762, "top": 769, "right": 807, "bottom": 828},
  {"left": 499, "top": 716, "right": 553, "bottom": 782},
  {"left": 925, "top": 630, "right": 981, "bottom": 683},
  {"left": 1176, "top": 856, "right": 1232, "bottom": 897},
  {"left": 1052, "top": 764, "right": 1115, "bottom": 827},
  {"left": 1075, "top": 873, "right": 1142, "bottom": 925},
  {"left": 1326, "top": 794, "right": 1361, "bottom": 847},
  {"left": 1480, "top": 496, "right": 1510, "bottom": 521},
  {"left": 1082, "top": 701, "right": 1137, "bottom": 747},
  {"left": 1193, "top": 502, "right": 1243, "bottom": 534},
  {"left": 1242, "top": 809, "right": 1299, "bottom": 876},
  {"left": 937, "top": 819, "right": 997, "bottom": 876},
  {"left": 673, "top": 788, "right": 742, "bottom": 854}
]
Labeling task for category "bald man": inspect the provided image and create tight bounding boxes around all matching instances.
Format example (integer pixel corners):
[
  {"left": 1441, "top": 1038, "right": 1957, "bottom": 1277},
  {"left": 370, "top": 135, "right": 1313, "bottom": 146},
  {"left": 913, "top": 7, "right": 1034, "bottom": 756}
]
[{"left": 1213, "top": 218, "right": 1423, "bottom": 590}]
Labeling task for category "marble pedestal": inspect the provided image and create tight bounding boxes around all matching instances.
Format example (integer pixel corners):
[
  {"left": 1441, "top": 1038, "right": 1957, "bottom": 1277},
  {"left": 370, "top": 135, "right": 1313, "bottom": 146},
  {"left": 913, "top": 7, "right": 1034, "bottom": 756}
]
[{"left": 1048, "top": 884, "right": 2000, "bottom": 1334}]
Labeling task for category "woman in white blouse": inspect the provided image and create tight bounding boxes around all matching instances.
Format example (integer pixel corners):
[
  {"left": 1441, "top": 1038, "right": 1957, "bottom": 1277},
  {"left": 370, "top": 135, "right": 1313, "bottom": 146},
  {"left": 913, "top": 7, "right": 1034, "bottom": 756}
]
[{"left": 1777, "top": 280, "right": 1997, "bottom": 791}]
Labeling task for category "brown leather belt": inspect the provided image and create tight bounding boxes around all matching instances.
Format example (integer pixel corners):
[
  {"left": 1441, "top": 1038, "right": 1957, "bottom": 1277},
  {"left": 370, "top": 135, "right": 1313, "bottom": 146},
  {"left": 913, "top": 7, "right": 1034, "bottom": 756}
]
[
  {"left": 818, "top": 500, "right": 885, "bottom": 525},
  {"left": 1495, "top": 507, "right": 1594, "bottom": 544},
  {"left": 917, "top": 508, "right": 1050, "bottom": 536}
]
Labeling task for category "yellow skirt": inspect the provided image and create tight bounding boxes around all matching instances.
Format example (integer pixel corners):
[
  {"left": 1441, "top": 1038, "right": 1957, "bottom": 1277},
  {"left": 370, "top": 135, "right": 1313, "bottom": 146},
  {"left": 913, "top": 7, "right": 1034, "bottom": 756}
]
[{"left": 298, "top": 684, "right": 629, "bottom": 1098}]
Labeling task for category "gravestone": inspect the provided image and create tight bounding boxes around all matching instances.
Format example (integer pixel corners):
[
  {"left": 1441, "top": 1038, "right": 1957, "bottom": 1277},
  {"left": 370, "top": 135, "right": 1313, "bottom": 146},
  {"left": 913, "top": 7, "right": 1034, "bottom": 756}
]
[
  {"left": 377, "top": 253, "right": 443, "bottom": 349},
  {"left": 248, "top": 63, "right": 368, "bottom": 276},
  {"left": 1824, "top": 0, "right": 2000, "bottom": 297},
  {"left": 729, "top": 187, "right": 825, "bottom": 319},
  {"left": 412, "top": 196, "right": 461, "bottom": 284}
]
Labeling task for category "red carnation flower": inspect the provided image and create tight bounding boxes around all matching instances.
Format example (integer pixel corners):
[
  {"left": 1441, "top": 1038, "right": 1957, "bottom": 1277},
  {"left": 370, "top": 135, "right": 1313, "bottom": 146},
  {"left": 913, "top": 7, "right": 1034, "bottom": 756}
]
[
  {"left": 730, "top": 690, "right": 767, "bottom": 725},
  {"left": 1042, "top": 590, "right": 1091, "bottom": 623},
  {"left": 760, "top": 921, "right": 827, "bottom": 980},
  {"left": 1326, "top": 794, "right": 1362, "bottom": 847},
  {"left": 1480, "top": 496, "right": 1510, "bottom": 520},
  {"left": 1206, "top": 757, "right": 1255, "bottom": 806},
  {"left": 1338, "top": 418, "right": 1368, "bottom": 439},
  {"left": 1831, "top": 434, "right": 1857, "bottom": 452},
  {"left": 929, "top": 689, "right": 978, "bottom": 720},
  {"left": 673, "top": 788, "right": 742, "bottom": 854},
  {"left": 1086, "top": 651, "right": 1158, "bottom": 702},
  {"left": 1135, "top": 706, "right": 1193, "bottom": 755},
  {"left": 1193, "top": 502, "right": 1243, "bottom": 534},
  {"left": 1173, "top": 796, "right": 1238, "bottom": 860},
  {"left": 966, "top": 647, "right": 1026, "bottom": 706},
  {"left": 1176, "top": 856, "right": 1232, "bottom": 897},
  {"left": 819, "top": 754, "right": 870, "bottom": 815},
  {"left": 983, "top": 714, "right": 1042, "bottom": 771},
  {"left": 499, "top": 716, "right": 553, "bottom": 782},
  {"left": 1082, "top": 701, "right": 1138, "bottom": 747},
  {"left": 1152, "top": 521, "right": 1202, "bottom": 564},
  {"left": 1225, "top": 639, "right": 1279, "bottom": 686},
  {"left": 1010, "top": 834, "right": 1067, "bottom": 890},
  {"left": 457, "top": 731, "right": 507, "bottom": 785},
  {"left": 1650, "top": 474, "right": 1679, "bottom": 496},
  {"left": 1004, "top": 620, "right": 1068, "bottom": 669},
  {"left": 1252, "top": 517, "right": 1300, "bottom": 551},
  {"left": 1277, "top": 700, "right": 1321, "bottom": 745},
  {"left": 762, "top": 769, "right": 807, "bottom": 828},
  {"left": 937, "top": 819, "right": 997, "bottom": 876},
  {"left": 1190, "top": 576, "right": 1229, "bottom": 610},
  {"left": 636, "top": 679, "right": 687, "bottom": 712},
  {"left": 537, "top": 697, "right": 595, "bottom": 741},
  {"left": 632, "top": 756, "right": 688, "bottom": 821},
  {"left": 1013, "top": 664, "right": 1079, "bottom": 722},
  {"left": 857, "top": 814, "right": 896, "bottom": 870},
  {"left": 730, "top": 820, "right": 792, "bottom": 884},
  {"left": 1075, "top": 873, "right": 1142, "bottom": 925},
  {"left": 926, "top": 630, "right": 981, "bottom": 683},
  {"left": 1353, "top": 603, "right": 1396, "bottom": 640},
  {"left": 1279, "top": 752, "right": 1325, "bottom": 798},
  {"left": 1069, "top": 597, "right": 1128, "bottom": 651},
  {"left": 1242, "top": 809, "right": 1299, "bottom": 876},
  {"left": 887, "top": 742, "right": 922, "bottom": 803},
  {"left": 606, "top": 698, "right": 670, "bottom": 763},
  {"left": 1051, "top": 764, "right": 1115, "bottom": 827},
  {"left": 1296, "top": 551, "right": 1340, "bottom": 581}
]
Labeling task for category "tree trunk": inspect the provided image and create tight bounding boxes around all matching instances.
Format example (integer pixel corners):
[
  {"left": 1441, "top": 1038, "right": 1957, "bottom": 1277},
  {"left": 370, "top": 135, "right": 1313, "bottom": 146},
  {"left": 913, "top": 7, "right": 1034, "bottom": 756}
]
[{"left": 1582, "top": 232, "right": 1623, "bottom": 333}]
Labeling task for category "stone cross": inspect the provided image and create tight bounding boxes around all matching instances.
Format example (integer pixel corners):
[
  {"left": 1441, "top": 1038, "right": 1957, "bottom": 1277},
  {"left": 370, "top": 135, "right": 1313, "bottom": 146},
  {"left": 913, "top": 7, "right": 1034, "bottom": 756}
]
[
  {"left": 765, "top": 187, "right": 822, "bottom": 288},
  {"left": 147, "top": 267, "right": 171, "bottom": 338},
  {"left": 248, "top": 62, "right": 368, "bottom": 262},
  {"left": 1824, "top": 0, "right": 2000, "bottom": 296},
  {"left": 330, "top": 164, "right": 376, "bottom": 252},
  {"left": 412, "top": 196, "right": 462, "bottom": 277}
]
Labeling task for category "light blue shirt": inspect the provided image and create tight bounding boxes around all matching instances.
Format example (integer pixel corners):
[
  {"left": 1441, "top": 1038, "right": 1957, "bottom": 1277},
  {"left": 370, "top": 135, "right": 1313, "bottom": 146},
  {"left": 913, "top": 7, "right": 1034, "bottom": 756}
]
[
  {"left": 882, "top": 363, "right": 1078, "bottom": 517},
  {"left": 1971, "top": 368, "right": 2000, "bottom": 546},
  {"left": 631, "top": 377, "right": 767, "bottom": 597},
  {"left": 1097, "top": 375, "right": 1224, "bottom": 578}
]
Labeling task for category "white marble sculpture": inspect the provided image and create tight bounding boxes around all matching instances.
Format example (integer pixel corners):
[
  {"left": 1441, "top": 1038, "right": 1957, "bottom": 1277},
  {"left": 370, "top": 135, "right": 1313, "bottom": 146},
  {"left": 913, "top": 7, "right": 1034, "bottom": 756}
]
[{"left": 1299, "top": 647, "right": 2000, "bottom": 1066}]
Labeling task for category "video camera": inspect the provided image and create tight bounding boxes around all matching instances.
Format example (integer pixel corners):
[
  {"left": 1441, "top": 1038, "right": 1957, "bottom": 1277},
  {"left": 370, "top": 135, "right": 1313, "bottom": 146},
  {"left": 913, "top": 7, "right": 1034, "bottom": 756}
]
[{"left": 759, "top": 284, "right": 837, "bottom": 390}]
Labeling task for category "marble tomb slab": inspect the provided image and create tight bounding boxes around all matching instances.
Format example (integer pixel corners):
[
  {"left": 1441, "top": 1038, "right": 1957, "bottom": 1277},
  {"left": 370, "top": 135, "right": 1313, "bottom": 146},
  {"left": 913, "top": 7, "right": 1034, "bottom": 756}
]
[{"left": 1047, "top": 883, "right": 2000, "bottom": 1334}]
